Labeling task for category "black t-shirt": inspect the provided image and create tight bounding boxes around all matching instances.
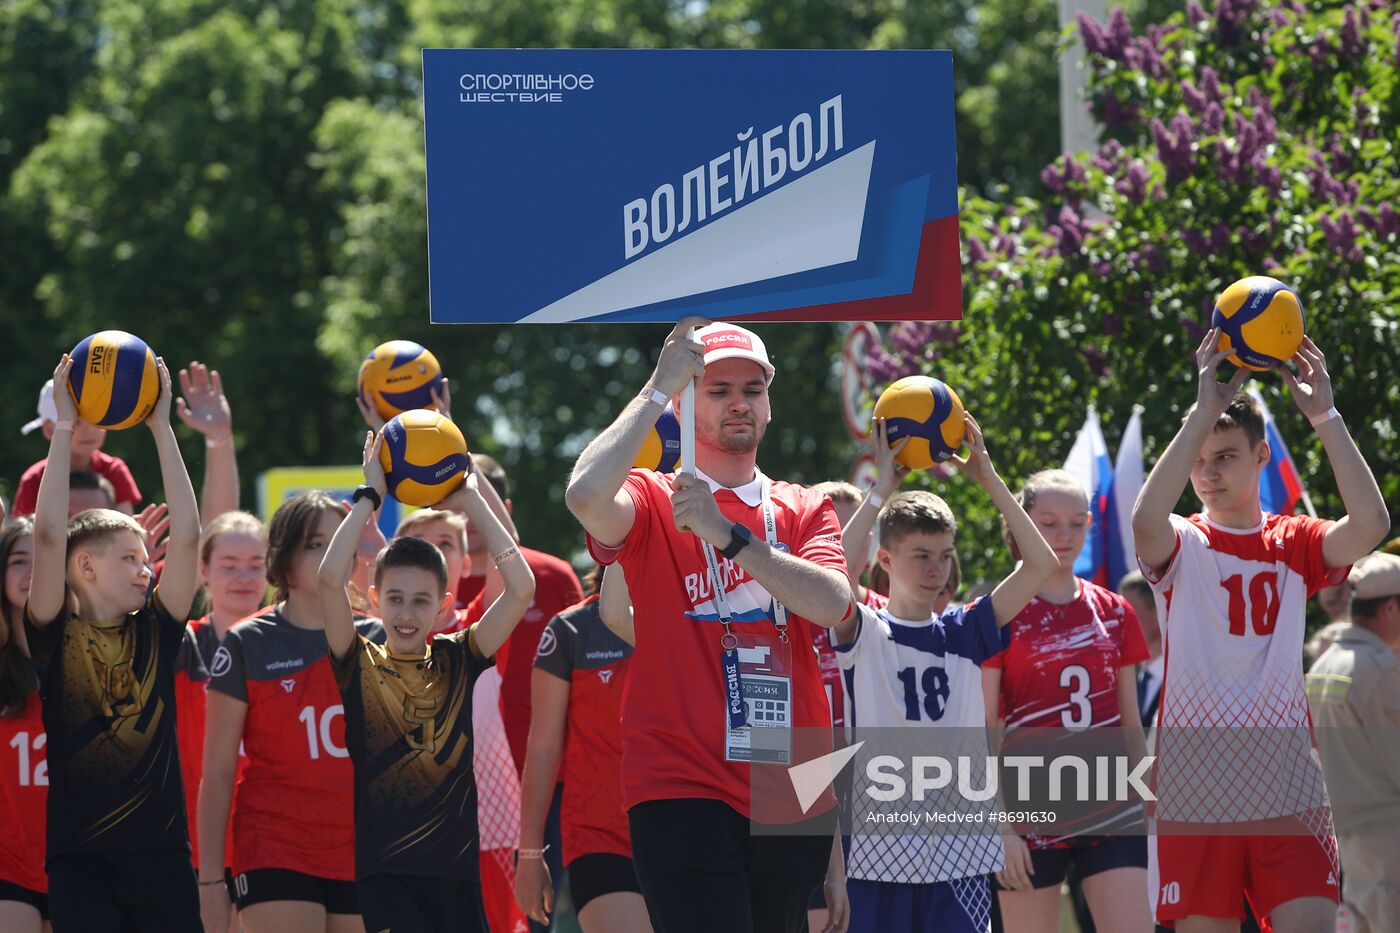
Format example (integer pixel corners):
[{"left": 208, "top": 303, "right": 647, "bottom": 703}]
[
  {"left": 24, "top": 593, "right": 190, "bottom": 858},
  {"left": 332, "top": 629, "right": 493, "bottom": 880}
]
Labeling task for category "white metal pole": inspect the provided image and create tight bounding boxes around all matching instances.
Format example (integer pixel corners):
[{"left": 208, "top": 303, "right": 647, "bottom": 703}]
[{"left": 681, "top": 326, "right": 697, "bottom": 475}]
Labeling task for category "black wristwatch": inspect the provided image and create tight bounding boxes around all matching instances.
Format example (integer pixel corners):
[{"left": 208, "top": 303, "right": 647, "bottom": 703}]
[
  {"left": 720, "top": 523, "right": 753, "bottom": 559},
  {"left": 352, "top": 485, "right": 383, "bottom": 512}
]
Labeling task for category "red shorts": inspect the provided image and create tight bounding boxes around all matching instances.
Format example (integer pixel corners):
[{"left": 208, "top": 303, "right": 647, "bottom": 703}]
[{"left": 1151, "top": 828, "right": 1339, "bottom": 929}]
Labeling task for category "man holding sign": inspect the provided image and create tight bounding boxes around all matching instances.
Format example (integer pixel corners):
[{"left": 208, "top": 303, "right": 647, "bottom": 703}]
[{"left": 566, "top": 317, "right": 853, "bottom": 933}]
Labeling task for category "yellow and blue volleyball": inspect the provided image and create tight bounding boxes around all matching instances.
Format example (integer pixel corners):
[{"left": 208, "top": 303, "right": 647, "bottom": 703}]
[
  {"left": 1211, "top": 276, "right": 1305, "bottom": 371},
  {"left": 873, "top": 376, "right": 966, "bottom": 470},
  {"left": 358, "top": 340, "right": 444, "bottom": 420},
  {"left": 67, "top": 330, "right": 159, "bottom": 430},
  {"left": 378, "top": 410, "right": 470, "bottom": 507},
  {"left": 634, "top": 404, "right": 681, "bottom": 472}
]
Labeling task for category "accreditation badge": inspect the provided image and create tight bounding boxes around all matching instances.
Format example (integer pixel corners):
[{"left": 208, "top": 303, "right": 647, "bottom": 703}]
[{"left": 723, "top": 629, "right": 793, "bottom": 765}]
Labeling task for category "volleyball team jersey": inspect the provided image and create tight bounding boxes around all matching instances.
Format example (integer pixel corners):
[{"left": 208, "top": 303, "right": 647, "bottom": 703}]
[
  {"left": 490, "top": 547, "right": 583, "bottom": 775},
  {"left": 612, "top": 468, "right": 843, "bottom": 822},
  {"left": 533, "top": 596, "right": 633, "bottom": 864},
  {"left": 209, "top": 608, "right": 384, "bottom": 879},
  {"left": 984, "top": 581, "right": 1149, "bottom": 729},
  {"left": 175, "top": 620, "right": 213, "bottom": 867},
  {"left": 984, "top": 580, "right": 1149, "bottom": 848},
  {"left": 333, "top": 629, "right": 493, "bottom": 880},
  {"left": 0, "top": 692, "right": 48, "bottom": 891},
  {"left": 24, "top": 594, "right": 190, "bottom": 858},
  {"left": 1141, "top": 512, "right": 1348, "bottom": 822},
  {"left": 835, "top": 599, "right": 1008, "bottom": 883}
]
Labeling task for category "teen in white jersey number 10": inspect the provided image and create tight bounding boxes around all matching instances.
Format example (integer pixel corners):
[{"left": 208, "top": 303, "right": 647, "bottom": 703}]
[{"left": 1131, "top": 331, "right": 1387, "bottom": 933}]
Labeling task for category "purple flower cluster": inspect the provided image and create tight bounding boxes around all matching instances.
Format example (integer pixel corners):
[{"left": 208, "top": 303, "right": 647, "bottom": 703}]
[
  {"left": 1186, "top": 1, "right": 1208, "bottom": 25},
  {"left": 1151, "top": 112, "right": 1197, "bottom": 180},
  {"left": 1046, "top": 206, "right": 1088, "bottom": 256},
  {"left": 1339, "top": 5, "right": 1366, "bottom": 60},
  {"left": 1357, "top": 204, "right": 1400, "bottom": 237},
  {"left": 1320, "top": 211, "right": 1364, "bottom": 262},
  {"left": 1182, "top": 223, "right": 1231, "bottom": 256},
  {"left": 1127, "top": 245, "right": 1165, "bottom": 272},
  {"left": 965, "top": 237, "right": 990, "bottom": 263},
  {"left": 1214, "top": 0, "right": 1258, "bottom": 46},
  {"left": 1040, "top": 154, "right": 1087, "bottom": 195},
  {"left": 1114, "top": 159, "right": 1151, "bottom": 204},
  {"left": 1078, "top": 7, "right": 1134, "bottom": 59},
  {"left": 867, "top": 321, "right": 964, "bottom": 381},
  {"left": 1212, "top": 104, "right": 1281, "bottom": 192}
]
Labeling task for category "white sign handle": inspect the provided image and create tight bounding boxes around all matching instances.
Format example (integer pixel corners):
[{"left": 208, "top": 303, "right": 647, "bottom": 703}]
[{"left": 681, "top": 326, "right": 697, "bottom": 475}]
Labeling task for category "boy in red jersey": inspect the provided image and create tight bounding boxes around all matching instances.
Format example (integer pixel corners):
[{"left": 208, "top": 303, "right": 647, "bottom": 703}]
[
  {"left": 566, "top": 318, "right": 854, "bottom": 933},
  {"left": 319, "top": 433, "right": 535, "bottom": 933},
  {"left": 1131, "top": 332, "right": 1389, "bottom": 933},
  {"left": 25, "top": 354, "right": 202, "bottom": 932}
]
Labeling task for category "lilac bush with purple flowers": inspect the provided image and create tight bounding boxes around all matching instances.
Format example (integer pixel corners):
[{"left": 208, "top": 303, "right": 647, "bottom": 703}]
[{"left": 877, "top": 0, "right": 1398, "bottom": 571}]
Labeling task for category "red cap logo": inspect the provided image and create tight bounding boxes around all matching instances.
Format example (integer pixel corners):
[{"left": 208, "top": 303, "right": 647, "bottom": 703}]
[{"left": 702, "top": 330, "right": 754, "bottom": 353}]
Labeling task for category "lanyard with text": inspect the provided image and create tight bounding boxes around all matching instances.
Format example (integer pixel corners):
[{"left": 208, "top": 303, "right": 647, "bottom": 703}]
[{"left": 703, "top": 479, "right": 789, "bottom": 729}]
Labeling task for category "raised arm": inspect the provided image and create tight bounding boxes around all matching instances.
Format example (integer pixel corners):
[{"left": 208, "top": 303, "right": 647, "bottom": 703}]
[
  {"left": 565, "top": 316, "right": 707, "bottom": 547},
  {"left": 28, "top": 356, "right": 77, "bottom": 626},
  {"left": 444, "top": 464, "right": 535, "bottom": 658},
  {"left": 1281, "top": 339, "right": 1390, "bottom": 567},
  {"left": 317, "top": 431, "right": 383, "bottom": 660},
  {"left": 148, "top": 360, "right": 202, "bottom": 621},
  {"left": 841, "top": 419, "right": 908, "bottom": 592},
  {"left": 597, "top": 563, "right": 635, "bottom": 646},
  {"left": 1132, "top": 329, "right": 1247, "bottom": 573},
  {"left": 176, "top": 362, "right": 239, "bottom": 523},
  {"left": 953, "top": 415, "right": 1058, "bottom": 627}
]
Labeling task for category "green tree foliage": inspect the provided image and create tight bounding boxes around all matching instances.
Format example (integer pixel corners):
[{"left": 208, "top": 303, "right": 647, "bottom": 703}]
[
  {"left": 1, "top": 0, "right": 1394, "bottom": 570},
  {"left": 868, "top": 0, "right": 1399, "bottom": 582}
]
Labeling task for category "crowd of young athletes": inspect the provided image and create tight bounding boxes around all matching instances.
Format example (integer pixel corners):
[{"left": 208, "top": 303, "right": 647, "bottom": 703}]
[{"left": 0, "top": 317, "right": 1391, "bottom": 933}]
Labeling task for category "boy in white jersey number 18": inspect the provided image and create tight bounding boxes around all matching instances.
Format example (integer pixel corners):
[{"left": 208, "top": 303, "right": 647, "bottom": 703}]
[
  {"left": 832, "top": 417, "right": 1059, "bottom": 933},
  {"left": 1131, "top": 330, "right": 1389, "bottom": 933}
]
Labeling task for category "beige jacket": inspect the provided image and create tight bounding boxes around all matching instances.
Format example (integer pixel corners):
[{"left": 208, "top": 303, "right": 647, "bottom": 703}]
[{"left": 1306, "top": 624, "right": 1400, "bottom": 835}]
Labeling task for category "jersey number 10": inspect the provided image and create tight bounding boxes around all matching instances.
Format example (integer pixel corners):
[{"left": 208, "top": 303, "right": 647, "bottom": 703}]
[{"left": 1221, "top": 572, "right": 1280, "bottom": 637}]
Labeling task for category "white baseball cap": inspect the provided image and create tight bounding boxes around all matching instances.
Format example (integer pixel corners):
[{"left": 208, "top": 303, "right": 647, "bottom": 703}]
[
  {"left": 695, "top": 322, "right": 775, "bottom": 385},
  {"left": 20, "top": 380, "right": 58, "bottom": 435},
  {"left": 1350, "top": 552, "right": 1400, "bottom": 601}
]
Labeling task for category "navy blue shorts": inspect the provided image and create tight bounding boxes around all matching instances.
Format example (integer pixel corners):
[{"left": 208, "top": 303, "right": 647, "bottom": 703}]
[
  {"left": 847, "top": 875, "right": 991, "bottom": 933},
  {"left": 996, "top": 835, "right": 1147, "bottom": 890}
]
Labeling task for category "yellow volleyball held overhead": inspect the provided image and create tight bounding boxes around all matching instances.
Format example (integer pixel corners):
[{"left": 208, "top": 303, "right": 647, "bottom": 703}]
[
  {"left": 873, "top": 376, "right": 966, "bottom": 470},
  {"left": 358, "top": 340, "right": 444, "bottom": 420},
  {"left": 67, "top": 330, "right": 160, "bottom": 430},
  {"left": 378, "top": 410, "right": 470, "bottom": 507},
  {"left": 1211, "top": 276, "right": 1305, "bottom": 371}
]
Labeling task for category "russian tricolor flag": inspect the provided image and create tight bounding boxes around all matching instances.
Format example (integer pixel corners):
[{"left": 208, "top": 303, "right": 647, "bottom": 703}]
[
  {"left": 1064, "top": 407, "right": 1143, "bottom": 592},
  {"left": 1248, "top": 387, "right": 1309, "bottom": 516}
]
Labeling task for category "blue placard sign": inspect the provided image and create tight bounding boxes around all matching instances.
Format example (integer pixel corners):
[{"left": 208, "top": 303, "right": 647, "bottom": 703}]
[{"left": 422, "top": 49, "right": 961, "bottom": 324}]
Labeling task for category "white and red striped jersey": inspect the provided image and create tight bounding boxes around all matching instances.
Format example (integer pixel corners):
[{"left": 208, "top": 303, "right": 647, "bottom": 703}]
[{"left": 1141, "top": 512, "right": 1349, "bottom": 822}]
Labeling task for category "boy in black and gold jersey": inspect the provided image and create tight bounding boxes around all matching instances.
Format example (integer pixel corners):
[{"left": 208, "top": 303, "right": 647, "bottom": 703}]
[
  {"left": 319, "top": 430, "right": 536, "bottom": 933},
  {"left": 24, "top": 354, "right": 203, "bottom": 932}
]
